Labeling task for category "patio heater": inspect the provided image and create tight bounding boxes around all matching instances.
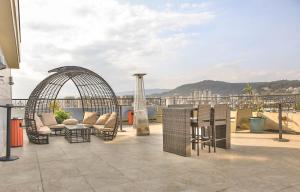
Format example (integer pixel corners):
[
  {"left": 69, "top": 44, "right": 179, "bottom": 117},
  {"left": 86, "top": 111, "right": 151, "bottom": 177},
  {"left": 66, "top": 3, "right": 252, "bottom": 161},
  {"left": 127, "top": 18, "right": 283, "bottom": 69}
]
[{"left": 133, "top": 73, "right": 150, "bottom": 136}]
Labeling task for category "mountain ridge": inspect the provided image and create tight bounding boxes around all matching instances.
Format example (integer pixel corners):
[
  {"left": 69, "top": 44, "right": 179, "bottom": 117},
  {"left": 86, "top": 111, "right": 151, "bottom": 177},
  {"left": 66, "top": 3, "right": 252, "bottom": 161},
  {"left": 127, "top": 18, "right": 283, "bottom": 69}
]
[
  {"left": 152, "top": 80, "right": 300, "bottom": 97},
  {"left": 117, "top": 88, "right": 170, "bottom": 96}
]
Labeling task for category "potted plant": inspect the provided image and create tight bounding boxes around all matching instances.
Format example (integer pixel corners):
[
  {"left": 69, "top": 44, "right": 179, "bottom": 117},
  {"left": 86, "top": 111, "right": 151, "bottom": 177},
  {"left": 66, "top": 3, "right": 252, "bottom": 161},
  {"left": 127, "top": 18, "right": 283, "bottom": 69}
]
[
  {"left": 243, "top": 83, "right": 265, "bottom": 133},
  {"left": 55, "top": 110, "right": 70, "bottom": 124},
  {"left": 49, "top": 101, "right": 70, "bottom": 124},
  {"left": 249, "top": 104, "right": 265, "bottom": 133}
]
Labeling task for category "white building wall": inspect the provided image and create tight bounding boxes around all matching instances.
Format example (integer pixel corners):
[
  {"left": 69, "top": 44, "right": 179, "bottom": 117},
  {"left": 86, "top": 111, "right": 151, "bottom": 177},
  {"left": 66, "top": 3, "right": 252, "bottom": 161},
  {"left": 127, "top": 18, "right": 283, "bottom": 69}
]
[{"left": 0, "top": 47, "right": 12, "bottom": 156}]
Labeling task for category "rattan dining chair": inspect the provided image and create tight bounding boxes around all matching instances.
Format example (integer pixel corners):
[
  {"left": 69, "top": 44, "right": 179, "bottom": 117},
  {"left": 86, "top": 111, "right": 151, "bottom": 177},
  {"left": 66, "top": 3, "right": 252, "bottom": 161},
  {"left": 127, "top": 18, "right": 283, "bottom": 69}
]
[
  {"left": 212, "top": 104, "right": 229, "bottom": 152},
  {"left": 196, "top": 104, "right": 213, "bottom": 155}
]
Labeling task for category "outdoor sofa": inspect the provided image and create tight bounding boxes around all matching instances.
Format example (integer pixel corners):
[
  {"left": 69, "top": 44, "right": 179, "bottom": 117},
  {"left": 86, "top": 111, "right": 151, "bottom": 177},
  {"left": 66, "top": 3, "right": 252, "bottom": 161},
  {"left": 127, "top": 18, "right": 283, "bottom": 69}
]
[{"left": 34, "top": 111, "right": 118, "bottom": 142}]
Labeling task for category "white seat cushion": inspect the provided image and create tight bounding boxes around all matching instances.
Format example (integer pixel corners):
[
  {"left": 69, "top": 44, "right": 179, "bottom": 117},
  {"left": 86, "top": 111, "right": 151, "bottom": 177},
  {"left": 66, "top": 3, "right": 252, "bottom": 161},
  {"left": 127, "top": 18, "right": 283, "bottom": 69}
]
[
  {"left": 94, "top": 125, "right": 113, "bottom": 132},
  {"left": 95, "top": 113, "right": 111, "bottom": 125},
  {"left": 38, "top": 126, "right": 51, "bottom": 135},
  {"left": 41, "top": 113, "right": 58, "bottom": 126},
  {"left": 104, "top": 112, "right": 117, "bottom": 128},
  {"left": 35, "top": 114, "right": 44, "bottom": 129},
  {"left": 82, "top": 124, "right": 93, "bottom": 128},
  {"left": 83, "top": 112, "right": 98, "bottom": 125},
  {"left": 101, "top": 128, "right": 114, "bottom": 132},
  {"left": 93, "top": 124, "right": 105, "bottom": 130},
  {"left": 63, "top": 118, "right": 79, "bottom": 125},
  {"left": 49, "top": 124, "right": 65, "bottom": 129}
]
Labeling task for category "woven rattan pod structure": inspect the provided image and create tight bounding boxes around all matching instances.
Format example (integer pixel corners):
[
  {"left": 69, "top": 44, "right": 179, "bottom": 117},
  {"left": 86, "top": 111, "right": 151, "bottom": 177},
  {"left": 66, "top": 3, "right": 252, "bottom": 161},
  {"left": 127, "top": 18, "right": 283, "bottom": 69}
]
[{"left": 25, "top": 66, "right": 119, "bottom": 144}]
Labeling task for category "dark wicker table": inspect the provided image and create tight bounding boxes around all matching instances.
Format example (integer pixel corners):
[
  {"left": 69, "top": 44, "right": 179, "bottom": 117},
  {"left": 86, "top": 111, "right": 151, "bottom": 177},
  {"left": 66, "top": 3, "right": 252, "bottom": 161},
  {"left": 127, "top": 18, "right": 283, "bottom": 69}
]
[{"left": 64, "top": 124, "right": 91, "bottom": 143}]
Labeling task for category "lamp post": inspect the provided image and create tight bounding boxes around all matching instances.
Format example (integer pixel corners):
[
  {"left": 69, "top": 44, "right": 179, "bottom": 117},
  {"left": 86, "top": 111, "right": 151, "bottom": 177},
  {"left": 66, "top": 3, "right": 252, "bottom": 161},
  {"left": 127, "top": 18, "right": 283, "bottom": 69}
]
[{"left": 133, "top": 73, "right": 150, "bottom": 136}]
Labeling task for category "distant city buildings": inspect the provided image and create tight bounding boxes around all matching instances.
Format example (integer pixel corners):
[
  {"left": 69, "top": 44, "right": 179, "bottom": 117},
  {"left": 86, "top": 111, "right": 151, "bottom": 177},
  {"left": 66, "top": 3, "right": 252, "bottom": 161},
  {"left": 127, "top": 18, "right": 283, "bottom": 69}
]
[
  {"left": 164, "top": 89, "right": 223, "bottom": 106},
  {"left": 191, "top": 89, "right": 213, "bottom": 99},
  {"left": 287, "top": 87, "right": 300, "bottom": 94}
]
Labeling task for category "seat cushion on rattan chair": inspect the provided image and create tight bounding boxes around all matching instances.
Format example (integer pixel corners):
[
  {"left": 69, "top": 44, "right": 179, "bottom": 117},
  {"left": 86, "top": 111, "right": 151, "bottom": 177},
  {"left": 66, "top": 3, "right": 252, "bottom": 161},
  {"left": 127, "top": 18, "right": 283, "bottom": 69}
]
[
  {"left": 41, "top": 113, "right": 58, "bottom": 126},
  {"left": 83, "top": 112, "right": 98, "bottom": 125},
  {"left": 38, "top": 126, "right": 51, "bottom": 135},
  {"left": 104, "top": 112, "right": 117, "bottom": 128},
  {"left": 63, "top": 118, "right": 79, "bottom": 125},
  {"left": 93, "top": 124, "right": 105, "bottom": 130},
  {"left": 49, "top": 124, "right": 65, "bottom": 129},
  {"left": 94, "top": 125, "right": 113, "bottom": 132},
  {"left": 95, "top": 113, "right": 111, "bottom": 125},
  {"left": 35, "top": 114, "right": 44, "bottom": 129},
  {"left": 82, "top": 124, "right": 93, "bottom": 128},
  {"left": 101, "top": 128, "right": 114, "bottom": 132}
]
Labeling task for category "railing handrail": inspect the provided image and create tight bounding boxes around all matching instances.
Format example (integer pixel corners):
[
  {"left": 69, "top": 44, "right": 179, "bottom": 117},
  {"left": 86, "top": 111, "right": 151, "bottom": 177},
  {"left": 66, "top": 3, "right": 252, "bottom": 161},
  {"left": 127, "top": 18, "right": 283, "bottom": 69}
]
[{"left": 11, "top": 93, "right": 300, "bottom": 110}]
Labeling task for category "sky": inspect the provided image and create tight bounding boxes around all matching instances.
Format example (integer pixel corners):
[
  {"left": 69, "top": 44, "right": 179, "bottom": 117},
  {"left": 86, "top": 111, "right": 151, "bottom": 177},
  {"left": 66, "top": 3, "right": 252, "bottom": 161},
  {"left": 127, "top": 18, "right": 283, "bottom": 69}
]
[{"left": 12, "top": 0, "right": 300, "bottom": 98}]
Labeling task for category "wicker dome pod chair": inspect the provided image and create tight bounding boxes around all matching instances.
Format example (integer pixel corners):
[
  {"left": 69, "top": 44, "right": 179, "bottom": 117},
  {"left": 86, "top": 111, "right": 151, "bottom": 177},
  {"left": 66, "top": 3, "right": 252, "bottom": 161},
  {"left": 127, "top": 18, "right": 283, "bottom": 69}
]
[{"left": 25, "top": 66, "right": 119, "bottom": 144}]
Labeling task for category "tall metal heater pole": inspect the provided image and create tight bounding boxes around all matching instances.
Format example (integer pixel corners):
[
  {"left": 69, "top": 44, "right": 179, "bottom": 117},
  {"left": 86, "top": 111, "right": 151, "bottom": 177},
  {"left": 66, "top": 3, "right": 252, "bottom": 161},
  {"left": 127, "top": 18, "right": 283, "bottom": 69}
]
[
  {"left": 133, "top": 73, "right": 150, "bottom": 136},
  {"left": 275, "top": 103, "right": 289, "bottom": 142},
  {"left": 278, "top": 103, "right": 283, "bottom": 140}
]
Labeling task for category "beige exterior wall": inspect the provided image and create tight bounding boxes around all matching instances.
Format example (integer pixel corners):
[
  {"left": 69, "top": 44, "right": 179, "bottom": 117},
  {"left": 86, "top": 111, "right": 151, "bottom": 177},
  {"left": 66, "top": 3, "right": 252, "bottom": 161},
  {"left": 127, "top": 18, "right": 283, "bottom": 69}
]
[
  {"left": 263, "top": 112, "right": 300, "bottom": 133},
  {"left": 231, "top": 110, "right": 300, "bottom": 133}
]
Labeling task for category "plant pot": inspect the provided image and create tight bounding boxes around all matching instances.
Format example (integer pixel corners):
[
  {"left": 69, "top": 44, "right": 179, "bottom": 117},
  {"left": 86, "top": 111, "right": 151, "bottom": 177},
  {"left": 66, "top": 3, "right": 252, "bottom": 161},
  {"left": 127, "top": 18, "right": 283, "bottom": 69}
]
[{"left": 250, "top": 117, "right": 265, "bottom": 133}]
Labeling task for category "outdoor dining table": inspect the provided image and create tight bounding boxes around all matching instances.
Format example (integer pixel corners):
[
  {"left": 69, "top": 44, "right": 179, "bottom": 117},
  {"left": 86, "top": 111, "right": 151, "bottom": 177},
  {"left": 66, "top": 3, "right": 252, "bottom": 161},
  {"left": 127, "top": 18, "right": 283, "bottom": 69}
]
[{"left": 163, "top": 107, "right": 230, "bottom": 157}]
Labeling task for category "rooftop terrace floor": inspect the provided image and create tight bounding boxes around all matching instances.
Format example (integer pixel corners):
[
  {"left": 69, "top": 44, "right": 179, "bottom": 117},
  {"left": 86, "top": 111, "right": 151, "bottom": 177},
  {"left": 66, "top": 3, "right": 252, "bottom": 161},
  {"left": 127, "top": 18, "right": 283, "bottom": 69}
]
[{"left": 1, "top": 124, "right": 300, "bottom": 192}]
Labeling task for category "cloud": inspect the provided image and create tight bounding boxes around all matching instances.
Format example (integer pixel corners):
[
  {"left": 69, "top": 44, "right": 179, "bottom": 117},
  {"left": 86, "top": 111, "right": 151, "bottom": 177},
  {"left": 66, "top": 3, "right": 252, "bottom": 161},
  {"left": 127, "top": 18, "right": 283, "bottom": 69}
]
[
  {"left": 180, "top": 2, "right": 209, "bottom": 9},
  {"left": 13, "top": 0, "right": 216, "bottom": 97},
  {"left": 26, "top": 23, "right": 71, "bottom": 32},
  {"left": 176, "top": 60, "right": 300, "bottom": 84},
  {"left": 212, "top": 60, "right": 242, "bottom": 69}
]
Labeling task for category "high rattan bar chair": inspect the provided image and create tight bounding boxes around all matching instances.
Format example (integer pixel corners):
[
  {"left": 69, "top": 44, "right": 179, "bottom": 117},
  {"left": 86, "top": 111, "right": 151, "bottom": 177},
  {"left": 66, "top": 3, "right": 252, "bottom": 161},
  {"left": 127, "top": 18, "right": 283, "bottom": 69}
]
[
  {"left": 196, "top": 104, "right": 213, "bottom": 155},
  {"left": 212, "top": 104, "right": 229, "bottom": 152}
]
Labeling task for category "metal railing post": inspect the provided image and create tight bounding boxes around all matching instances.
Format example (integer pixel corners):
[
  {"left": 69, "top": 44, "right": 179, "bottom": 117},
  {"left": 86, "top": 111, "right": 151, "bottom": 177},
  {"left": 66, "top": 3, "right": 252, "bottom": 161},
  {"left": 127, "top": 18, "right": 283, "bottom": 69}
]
[
  {"left": 278, "top": 103, "right": 283, "bottom": 140},
  {"left": 275, "top": 103, "right": 289, "bottom": 142}
]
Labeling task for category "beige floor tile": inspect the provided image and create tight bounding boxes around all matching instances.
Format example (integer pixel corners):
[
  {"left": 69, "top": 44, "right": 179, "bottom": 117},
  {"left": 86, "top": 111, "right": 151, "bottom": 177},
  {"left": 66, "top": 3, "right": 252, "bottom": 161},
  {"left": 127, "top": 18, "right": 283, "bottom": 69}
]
[{"left": 1, "top": 124, "right": 299, "bottom": 192}]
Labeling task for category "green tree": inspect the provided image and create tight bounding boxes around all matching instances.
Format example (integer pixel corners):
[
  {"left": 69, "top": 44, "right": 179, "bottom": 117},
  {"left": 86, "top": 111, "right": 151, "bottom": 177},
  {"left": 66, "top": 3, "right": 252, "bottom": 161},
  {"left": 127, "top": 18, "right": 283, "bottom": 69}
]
[
  {"left": 243, "top": 83, "right": 253, "bottom": 95},
  {"left": 49, "top": 101, "right": 61, "bottom": 112}
]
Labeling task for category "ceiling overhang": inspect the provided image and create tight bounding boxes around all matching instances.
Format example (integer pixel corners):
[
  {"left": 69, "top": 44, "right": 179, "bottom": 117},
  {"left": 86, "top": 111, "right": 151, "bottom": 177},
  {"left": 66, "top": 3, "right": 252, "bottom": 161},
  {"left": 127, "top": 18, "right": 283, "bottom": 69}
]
[{"left": 0, "top": 0, "right": 21, "bottom": 69}]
